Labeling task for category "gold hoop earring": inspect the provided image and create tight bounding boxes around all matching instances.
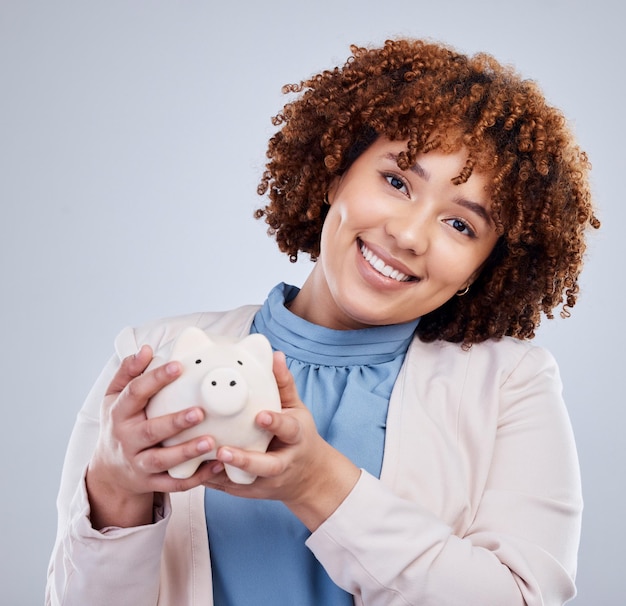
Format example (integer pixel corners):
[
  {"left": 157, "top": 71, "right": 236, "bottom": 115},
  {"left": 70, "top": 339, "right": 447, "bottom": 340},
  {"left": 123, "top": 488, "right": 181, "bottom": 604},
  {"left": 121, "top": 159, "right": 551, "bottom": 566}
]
[
  {"left": 323, "top": 193, "right": 330, "bottom": 205},
  {"left": 456, "top": 284, "right": 470, "bottom": 296}
]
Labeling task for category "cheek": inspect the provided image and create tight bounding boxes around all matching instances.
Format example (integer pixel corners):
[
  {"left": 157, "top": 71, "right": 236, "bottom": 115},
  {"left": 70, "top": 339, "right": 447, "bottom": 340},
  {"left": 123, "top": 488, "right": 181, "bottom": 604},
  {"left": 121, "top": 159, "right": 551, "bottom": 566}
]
[
  {"left": 319, "top": 210, "right": 342, "bottom": 254},
  {"left": 430, "top": 244, "right": 488, "bottom": 286},
  {"left": 332, "top": 188, "right": 384, "bottom": 226},
  {"left": 321, "top": 202, "right": 365, "bottom": 253}
]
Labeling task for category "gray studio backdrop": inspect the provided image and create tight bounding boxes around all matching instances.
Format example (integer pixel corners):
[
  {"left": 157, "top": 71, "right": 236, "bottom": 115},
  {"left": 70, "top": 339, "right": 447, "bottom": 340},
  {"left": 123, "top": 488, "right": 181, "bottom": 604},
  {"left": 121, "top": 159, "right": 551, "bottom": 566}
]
[{"left": 1, "top": 1, "right": 622, "bottom": 604}]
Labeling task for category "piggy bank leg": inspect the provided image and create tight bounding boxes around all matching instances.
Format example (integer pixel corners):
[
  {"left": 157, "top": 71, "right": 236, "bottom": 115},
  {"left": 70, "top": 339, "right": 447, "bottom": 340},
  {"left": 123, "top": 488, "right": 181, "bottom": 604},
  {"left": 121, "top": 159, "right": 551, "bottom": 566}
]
[
  {"left": 224, "top": 465, "right": 257, "bottom": 485},
  {"left": 168, "top": 457, "right": 205, "bottom": 479}
]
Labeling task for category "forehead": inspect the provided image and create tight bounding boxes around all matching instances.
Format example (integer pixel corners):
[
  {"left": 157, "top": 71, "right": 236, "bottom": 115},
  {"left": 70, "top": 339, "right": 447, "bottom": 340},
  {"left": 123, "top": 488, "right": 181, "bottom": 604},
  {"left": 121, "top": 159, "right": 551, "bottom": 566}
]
[{"left": 366, "top": 137, "right": 493, "bottom": 187}]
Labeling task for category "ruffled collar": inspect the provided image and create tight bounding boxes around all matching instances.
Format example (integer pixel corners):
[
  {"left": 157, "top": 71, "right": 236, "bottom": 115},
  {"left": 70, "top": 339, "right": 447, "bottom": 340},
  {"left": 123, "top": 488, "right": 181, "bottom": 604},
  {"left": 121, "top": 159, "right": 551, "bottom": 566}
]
[{"left": 252, "top": 283, "right": 419, "bottom": 366}]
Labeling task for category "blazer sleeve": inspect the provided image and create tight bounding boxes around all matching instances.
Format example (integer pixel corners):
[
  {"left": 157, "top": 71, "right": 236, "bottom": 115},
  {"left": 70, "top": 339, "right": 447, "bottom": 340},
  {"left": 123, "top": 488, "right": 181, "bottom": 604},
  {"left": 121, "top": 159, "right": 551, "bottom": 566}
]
[
  {"left": 45, "top": 329, "right": 172, "bottom": 606},
  {"left": 46, "top": 307, "right": 257, "bottom": 605},
  {"left": 306, "top": 345, "right": 582, "bottom": 606}
]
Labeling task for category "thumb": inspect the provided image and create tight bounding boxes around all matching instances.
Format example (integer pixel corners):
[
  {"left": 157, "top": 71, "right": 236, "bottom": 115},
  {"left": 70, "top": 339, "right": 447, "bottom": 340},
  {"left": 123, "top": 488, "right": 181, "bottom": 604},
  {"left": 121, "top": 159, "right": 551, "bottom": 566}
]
[
  {"left": 105, "top": 345, "right": 153, "bottom": 397},
  {"left": 272, "top": 350, "right": 304, "bottom": 410}
]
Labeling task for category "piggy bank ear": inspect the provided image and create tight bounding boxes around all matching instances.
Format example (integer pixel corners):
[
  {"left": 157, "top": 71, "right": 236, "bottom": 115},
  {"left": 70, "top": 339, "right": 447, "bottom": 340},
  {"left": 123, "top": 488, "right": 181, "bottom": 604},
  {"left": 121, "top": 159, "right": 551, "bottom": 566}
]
[
  {"left": 171, "top": 327, "right": 213, "bottom": 360},
  {"left": 241, "top": 333, "right": 274, "bottom": 366}
]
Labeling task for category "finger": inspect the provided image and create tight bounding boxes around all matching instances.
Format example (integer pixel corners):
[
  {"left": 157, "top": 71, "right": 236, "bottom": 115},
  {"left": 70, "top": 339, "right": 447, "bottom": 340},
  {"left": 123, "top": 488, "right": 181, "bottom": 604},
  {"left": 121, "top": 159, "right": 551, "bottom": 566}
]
[
  {"left": 256, "top": 409, "right": 302, "bottom": 446},
  {"left": 112, "top": 360, "right": 182, "bottom": 419},
  {"left": 106, "top": 345, "right": 154, "bottom": 397},
  {"left": 272, "top": 351, "right": 305, "bottom": 410},
  {"left": 129, "top": 406, "right": 206, "bottom": 451},
  {"left": 216, "top": 445, "right": 286, "bottom": 479},
  {"left": 134, "top": 433, "right": 215, "bottom": 475}
]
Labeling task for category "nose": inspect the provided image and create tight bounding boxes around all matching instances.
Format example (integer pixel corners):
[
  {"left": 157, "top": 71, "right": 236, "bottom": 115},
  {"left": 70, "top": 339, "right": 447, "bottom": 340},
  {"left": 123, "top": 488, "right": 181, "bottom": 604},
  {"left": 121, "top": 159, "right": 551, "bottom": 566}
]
[
  {"left": 385, "top": 207, "right": 431, "bottom": 255},
  {"left": 202, "top": 367, "right": 248, "bottom": 416}
]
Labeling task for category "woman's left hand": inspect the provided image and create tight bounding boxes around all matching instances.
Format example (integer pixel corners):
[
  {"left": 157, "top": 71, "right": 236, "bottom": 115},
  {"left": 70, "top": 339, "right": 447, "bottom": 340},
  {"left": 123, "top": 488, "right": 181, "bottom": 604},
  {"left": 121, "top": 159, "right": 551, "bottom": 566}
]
[{"left": 203, "top": 351, "right": 361, "bottom": 531}]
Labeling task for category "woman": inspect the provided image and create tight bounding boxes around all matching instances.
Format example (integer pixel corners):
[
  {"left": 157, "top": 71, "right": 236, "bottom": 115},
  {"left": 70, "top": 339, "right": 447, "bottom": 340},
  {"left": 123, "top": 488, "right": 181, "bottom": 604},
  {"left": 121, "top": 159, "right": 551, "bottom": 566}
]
[{"left": 47, "top": 39, "right": 599, "bottom": 605}]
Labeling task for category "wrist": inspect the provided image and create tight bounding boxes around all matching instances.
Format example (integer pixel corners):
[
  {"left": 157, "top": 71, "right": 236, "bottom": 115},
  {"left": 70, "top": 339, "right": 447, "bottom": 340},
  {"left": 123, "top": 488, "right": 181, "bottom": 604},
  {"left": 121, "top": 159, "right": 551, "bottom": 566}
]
[
  {"left": 85, "top": 464, "right": 155, "bottom": 530},
  {"left": 285, "top": 447, "right": 361, "bottom": 532}
]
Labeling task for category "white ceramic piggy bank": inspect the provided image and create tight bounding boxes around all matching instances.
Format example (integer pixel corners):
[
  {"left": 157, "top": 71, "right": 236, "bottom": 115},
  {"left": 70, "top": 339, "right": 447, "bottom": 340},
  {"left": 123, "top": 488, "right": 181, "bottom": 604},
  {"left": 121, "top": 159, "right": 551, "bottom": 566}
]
[{"left": 145, "top": 327, "right": 281, "bottom": 484}]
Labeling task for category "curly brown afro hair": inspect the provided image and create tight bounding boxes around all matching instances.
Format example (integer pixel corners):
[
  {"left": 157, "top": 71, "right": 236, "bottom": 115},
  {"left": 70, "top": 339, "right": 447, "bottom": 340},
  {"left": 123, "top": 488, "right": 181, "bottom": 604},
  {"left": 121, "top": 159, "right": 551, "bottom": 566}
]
[{"left": 255, "top": 38, "right": 600, "bottom": 345}]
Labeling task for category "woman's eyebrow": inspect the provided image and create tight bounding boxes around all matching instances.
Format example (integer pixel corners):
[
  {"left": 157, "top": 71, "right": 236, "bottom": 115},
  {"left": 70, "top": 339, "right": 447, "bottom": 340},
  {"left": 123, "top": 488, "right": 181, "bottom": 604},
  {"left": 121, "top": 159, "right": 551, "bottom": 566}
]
[
  {"left": 385, "top": 153, "right": 430, "bottom": 180},
  {"left": 455, "top": 197, "right": 492, "bottom": 225},
  {"left": 384, "top": 152, "right": 492, "bottom": 225}
]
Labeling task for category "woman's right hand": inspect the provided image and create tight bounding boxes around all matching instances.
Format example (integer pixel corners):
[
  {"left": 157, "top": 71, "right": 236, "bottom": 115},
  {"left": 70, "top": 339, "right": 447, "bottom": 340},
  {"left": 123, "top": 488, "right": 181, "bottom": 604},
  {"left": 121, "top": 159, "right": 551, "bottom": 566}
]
[{"left": 85, "top": 345, "right": 222, "bottom": 530}]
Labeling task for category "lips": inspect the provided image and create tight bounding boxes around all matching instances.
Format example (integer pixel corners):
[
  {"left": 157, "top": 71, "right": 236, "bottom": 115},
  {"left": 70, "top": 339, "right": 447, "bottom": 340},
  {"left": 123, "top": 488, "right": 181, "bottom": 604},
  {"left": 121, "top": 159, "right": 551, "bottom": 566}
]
[{"left": 359, "top": 241, "right": 418, "bottom": 282}]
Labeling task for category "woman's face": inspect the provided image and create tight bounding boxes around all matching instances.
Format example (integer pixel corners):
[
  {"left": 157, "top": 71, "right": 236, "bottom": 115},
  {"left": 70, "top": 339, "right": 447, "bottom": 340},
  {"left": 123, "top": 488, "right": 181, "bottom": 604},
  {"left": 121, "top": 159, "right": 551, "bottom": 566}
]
[{"left": 293, "top": 136, "right": 500, "bottom": 330}]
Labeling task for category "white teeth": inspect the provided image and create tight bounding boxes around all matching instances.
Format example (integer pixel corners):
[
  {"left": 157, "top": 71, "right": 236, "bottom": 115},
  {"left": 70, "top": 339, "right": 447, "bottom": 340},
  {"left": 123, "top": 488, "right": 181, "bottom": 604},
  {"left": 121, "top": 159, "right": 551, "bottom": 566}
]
[
  {"left": 360, "top": 243, "right": 412, "bottom": 282},
  {"left": 373, "top": 258, "right": 386, "bottom": 272}
]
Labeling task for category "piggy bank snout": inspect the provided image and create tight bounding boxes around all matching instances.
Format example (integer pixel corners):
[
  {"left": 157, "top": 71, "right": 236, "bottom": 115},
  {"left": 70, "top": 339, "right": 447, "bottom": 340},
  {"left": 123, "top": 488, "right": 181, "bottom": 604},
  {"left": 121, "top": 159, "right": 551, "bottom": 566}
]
[{"left": 201, "top": 367, "right": 248, "bottom": 416}]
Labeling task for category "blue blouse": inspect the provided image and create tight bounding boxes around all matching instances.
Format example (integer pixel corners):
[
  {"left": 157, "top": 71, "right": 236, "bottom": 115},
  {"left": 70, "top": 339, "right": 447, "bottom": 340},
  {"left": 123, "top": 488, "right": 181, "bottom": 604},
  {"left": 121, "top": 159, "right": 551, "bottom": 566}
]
[{"left": 204, "top": 283, "right": 419, "bottom": 605}]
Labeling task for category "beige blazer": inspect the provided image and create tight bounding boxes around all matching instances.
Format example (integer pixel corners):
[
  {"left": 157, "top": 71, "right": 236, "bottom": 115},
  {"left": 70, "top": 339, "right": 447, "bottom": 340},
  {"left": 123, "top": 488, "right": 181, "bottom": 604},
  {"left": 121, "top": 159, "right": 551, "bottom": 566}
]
[{"left": 46, "top": 305, "right": 582, "bottom": 605}]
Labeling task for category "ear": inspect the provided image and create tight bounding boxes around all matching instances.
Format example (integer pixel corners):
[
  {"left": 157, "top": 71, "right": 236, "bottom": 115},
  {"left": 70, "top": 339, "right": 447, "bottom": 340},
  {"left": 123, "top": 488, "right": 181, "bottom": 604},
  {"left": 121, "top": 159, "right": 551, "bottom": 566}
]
[
  {"left": 171, "top": 327, "right": 213, "bottom": 359},
  {"left": 326, "top": 177, "right": 341, "bottom": 205},
  {"left": 240, "top": 333, "right": 274, "bottom": 367}
]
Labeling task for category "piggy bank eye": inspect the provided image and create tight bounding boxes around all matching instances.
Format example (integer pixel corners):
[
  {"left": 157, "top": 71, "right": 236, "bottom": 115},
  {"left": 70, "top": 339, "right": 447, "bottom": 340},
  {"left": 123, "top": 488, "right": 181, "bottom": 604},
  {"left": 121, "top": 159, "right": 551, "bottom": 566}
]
[
  {"left": 237, "top": 360, "right": 243, "bottom": 366},
  {"left": 195, "top": 359, "right": 202, "bottom": 364}
]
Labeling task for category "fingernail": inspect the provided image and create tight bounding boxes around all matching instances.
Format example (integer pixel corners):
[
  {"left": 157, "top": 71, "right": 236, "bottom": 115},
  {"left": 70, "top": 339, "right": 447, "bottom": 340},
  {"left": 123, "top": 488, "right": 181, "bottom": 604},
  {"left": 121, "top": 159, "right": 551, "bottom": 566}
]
[
  {"left": 211, "top": 462, "right": 224, "bottom": 474},
  {"left": 166, "top": 362, "right": 180, "bottom": 375},
  {"left": 258, "top": 412, "right": 272, "bottom": 427},
  {"left": 185, "top": 409, "right": 201, "bottom": 423},
  {"left": 197, "top": 439, "right": 212, "bottom": 453},
  {"left": 219, "top": 448, "right": 233, "bottom": 463}
]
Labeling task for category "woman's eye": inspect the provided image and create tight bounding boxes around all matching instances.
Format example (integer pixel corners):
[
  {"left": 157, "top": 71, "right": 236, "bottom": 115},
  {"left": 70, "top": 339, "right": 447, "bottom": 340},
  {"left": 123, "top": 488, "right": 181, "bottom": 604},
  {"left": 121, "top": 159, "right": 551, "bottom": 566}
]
[
  {"left": 446, "top": 218, "right": 476, "bottom": 237},
  {"left": 385, "top": 174, "right": 408, "bottom": 193}
]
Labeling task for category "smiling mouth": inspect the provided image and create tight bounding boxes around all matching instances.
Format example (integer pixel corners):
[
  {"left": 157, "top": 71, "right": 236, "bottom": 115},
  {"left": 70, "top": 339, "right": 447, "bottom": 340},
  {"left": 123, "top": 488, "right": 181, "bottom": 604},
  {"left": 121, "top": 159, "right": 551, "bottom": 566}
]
[{"left": 359, "top": 241, "right": 418, "bottom": 282}]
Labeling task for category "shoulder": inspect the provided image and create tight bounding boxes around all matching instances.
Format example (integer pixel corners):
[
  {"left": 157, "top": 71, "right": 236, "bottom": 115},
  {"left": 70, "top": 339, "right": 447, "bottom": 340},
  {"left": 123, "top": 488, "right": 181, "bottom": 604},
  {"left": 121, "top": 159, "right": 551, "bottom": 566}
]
[
  {"left": 407, "top": 335, "right": 558, "bottom": 382},
  {"left": 112, "top": 304, "right": 261, "bottom": 360},
  {"left": 398, "top": 337, "right": 569, "bottom": 466},
  {"left": 403, "top": 336, "right": 562, "bottom": 418}
]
